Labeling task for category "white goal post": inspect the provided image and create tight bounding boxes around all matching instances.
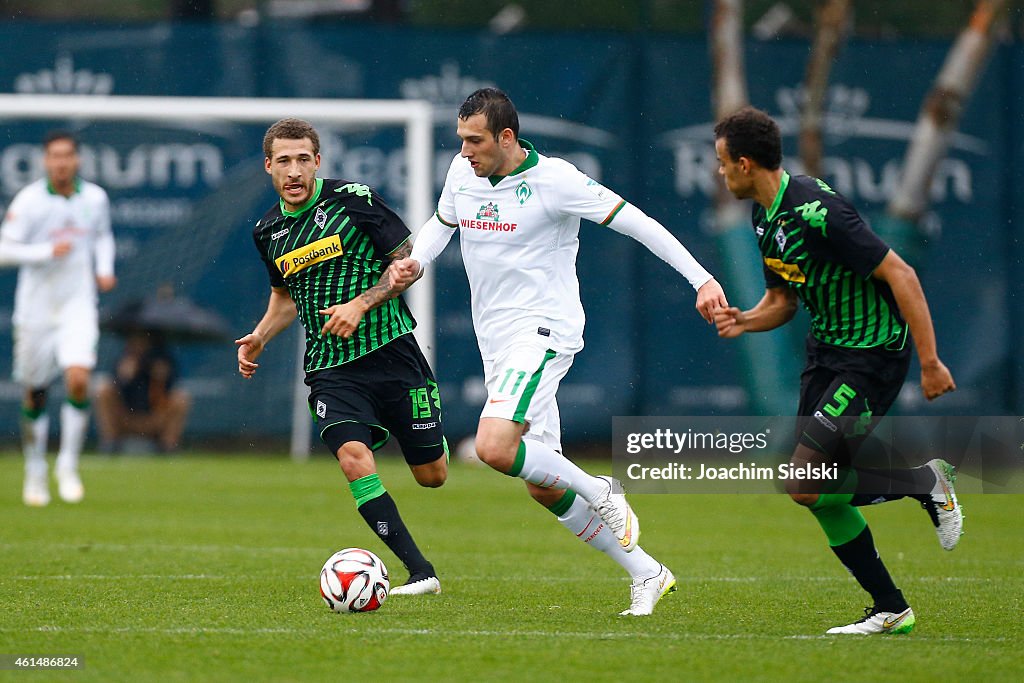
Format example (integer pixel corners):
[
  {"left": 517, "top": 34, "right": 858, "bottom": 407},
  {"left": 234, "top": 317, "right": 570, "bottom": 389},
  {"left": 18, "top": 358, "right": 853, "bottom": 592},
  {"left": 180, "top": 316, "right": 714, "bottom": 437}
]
[{"left": 0, "top": 94, "right": 435, "bottom": 461}]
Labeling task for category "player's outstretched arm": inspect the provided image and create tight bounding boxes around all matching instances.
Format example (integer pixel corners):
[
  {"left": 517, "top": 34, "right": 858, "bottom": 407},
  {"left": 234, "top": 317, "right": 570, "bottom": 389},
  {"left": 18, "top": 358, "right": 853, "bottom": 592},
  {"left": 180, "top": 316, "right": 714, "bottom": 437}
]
[
  {"left": 714, "top": 287, "right": 797, "bottom": 338},
  {"left": 236, "top": 287, "right": 297, "bottom": 379},
  {"left": 604, "top": 203, "right": 728, "bottom": 320},
  {"left": 871, "top": 250, "right": 955, "bottom": 400}
]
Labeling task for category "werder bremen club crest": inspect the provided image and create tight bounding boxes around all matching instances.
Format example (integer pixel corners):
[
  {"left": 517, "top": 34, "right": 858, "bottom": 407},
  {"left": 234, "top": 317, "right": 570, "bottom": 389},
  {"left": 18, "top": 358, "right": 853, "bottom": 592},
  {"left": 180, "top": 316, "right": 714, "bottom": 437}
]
[{"left": 515, "top": 180, "right": 533, "bottom": 205}]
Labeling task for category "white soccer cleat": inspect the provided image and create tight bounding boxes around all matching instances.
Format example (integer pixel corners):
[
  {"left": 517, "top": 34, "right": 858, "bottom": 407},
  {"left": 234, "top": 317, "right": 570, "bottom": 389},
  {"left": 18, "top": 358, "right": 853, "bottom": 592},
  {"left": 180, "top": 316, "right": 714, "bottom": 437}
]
[
  {"left": 619, "top": 564, "right": 676, "bottom": 616},
  {"left": 826, "top": 606, "right": 915, "bottom": 635},
  {"left": 56, "top": 469, "right": 84, "bottom": 504},
  {"left": 389, "top": 575, "right": 441, "bottom": 596},
  {"left": 22, "top": 473, "right": 50, "bottom": 507},
  {"left": 593, "top": 475, "right": 639, "bottom": 552},
  {"left": 921, "top": 459, "right": 962, "bottom": 551}
]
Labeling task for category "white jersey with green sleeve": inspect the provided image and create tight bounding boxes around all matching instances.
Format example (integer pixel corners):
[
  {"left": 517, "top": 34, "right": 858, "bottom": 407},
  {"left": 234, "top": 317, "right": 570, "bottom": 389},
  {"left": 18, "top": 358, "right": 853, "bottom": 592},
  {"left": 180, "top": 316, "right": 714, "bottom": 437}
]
[
  {"left": 434, "top": 140, "right": 626, "bottom": 360},
  {"left": 0, "top": 178, "right": 114, "bottom": 328}
]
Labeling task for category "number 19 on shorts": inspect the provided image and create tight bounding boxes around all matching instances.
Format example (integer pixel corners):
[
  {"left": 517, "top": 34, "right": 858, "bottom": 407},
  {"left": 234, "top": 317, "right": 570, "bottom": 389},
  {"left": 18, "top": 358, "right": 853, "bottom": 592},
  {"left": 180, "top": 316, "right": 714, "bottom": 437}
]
[{"left": 409, "top": 380, "right": 441, "bottom": 420}]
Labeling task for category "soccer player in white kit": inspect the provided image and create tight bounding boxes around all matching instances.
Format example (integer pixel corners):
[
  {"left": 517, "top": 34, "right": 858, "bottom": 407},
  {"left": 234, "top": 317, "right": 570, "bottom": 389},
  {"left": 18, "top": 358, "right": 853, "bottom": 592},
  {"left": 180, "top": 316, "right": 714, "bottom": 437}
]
[
  {"left": 391, "top": 88, "right": 729, "bottom": 615},
  {"left": 0, "top": 131, "right": 116, "bottom": 506}
]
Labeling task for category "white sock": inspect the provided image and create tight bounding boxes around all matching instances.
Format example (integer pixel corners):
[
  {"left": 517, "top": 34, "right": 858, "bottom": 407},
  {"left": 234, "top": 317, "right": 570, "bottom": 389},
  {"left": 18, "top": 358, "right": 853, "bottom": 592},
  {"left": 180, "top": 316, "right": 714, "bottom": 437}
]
[
  {"left": 56, "top": 401, "right": 89, "bottom": 473},
  {"left": 555, "top": 492, "right": 661, "bottom": 580},
  {"left": 22, "top": 413, "right": 49, "bottom": 479},
  {"left": 516, "top": 439, "right": 604, "bottom": 501}
]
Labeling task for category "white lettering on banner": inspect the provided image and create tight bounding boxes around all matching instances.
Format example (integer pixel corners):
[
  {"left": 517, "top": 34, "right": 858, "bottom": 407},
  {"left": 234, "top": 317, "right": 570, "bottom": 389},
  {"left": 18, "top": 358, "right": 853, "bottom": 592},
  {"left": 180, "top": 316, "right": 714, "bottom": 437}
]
[
  {"left": 661, "top": 84, "right": 986, "bottom": 211},
  {"left": 0, "top": 143, "right": 224, "bottom": 195}
]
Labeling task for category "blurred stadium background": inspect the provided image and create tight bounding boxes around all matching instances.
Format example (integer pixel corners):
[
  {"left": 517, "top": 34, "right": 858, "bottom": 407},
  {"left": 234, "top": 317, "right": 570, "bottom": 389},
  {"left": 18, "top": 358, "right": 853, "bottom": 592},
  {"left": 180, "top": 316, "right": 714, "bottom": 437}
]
[{"left": 0, "top": 0, "right": 1022, "bottom": 453}]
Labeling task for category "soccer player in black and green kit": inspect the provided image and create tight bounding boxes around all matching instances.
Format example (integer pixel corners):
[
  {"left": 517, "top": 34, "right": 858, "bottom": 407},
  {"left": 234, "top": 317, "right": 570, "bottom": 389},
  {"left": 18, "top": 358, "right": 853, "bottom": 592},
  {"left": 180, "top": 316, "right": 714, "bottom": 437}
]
[
  {"left": 712, "top": 107, "right": 963, "bottom": 635},
  {"left": 236, "top": 118, "right": 445, "bottom": 596}
]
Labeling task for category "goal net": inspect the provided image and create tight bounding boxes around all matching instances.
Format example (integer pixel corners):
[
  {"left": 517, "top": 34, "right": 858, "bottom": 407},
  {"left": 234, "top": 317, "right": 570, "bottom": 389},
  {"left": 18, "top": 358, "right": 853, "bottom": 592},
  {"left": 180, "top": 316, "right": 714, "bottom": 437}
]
[{"left": 0, "top": 94, "right": 435, "bottom": 459}]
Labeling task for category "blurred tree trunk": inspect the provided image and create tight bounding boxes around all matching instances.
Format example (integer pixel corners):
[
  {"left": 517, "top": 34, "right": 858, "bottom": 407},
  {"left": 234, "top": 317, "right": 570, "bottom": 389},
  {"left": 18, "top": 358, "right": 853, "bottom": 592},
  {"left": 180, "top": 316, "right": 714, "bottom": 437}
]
[
  {"left": 711, "top": 0, "right": 748, "bottom": 119},
  {"left": 800, "top": 0, "right": 851, "bottom": 179},
  {"left": 881, "top": 0, "right": 1009, "bottom": 259},
  {"left": 709, "top": 0, "right": 797, "bottom": 415}
]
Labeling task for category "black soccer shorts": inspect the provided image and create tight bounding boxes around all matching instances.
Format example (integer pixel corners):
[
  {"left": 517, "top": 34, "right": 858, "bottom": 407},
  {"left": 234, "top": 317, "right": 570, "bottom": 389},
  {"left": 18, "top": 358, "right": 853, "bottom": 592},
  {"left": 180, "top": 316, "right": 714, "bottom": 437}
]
[
  {"left": 796, "top": 335, "right": 911, "bottom": 465},
  {"left": 305, "top": 333, "right": 445, "bottom": 466}
]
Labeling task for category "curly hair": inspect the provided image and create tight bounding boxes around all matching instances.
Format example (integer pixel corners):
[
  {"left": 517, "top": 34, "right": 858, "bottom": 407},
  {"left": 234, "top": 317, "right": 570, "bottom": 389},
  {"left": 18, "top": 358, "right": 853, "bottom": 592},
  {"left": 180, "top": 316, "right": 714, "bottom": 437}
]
[
  {"left": 263, "top": 118, "right": 320, "bottom": 159},
  {"left": 713, "top": 107, "right": 782, "bottom": 170}
]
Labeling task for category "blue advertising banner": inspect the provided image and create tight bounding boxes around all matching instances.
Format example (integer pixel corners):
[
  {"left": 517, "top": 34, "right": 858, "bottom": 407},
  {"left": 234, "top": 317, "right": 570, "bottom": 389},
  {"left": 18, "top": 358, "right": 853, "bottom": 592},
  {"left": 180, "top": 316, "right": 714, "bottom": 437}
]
[{"left": 0, "top": 22, "right": 1014, "bottom": 451}]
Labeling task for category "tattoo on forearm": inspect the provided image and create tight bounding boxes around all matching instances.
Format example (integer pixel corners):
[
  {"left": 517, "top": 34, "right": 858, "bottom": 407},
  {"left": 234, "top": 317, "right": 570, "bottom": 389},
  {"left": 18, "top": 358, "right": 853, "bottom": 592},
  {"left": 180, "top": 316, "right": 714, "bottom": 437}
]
[
  {"left": 356, "top": 241, "right": 411, "bottom": 311},
  {"left": 359, "top": 272, "right": 394, "bottom": 310},
  {"left": 388, "top": 241, "right": 413, "bottom": 260}
]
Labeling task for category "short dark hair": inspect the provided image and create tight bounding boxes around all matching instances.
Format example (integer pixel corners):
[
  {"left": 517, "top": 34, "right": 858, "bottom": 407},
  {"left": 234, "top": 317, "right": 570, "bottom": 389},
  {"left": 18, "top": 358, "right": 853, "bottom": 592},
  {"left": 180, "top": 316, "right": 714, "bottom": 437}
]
[
  {"left": 43, "top": 130, "right": 78, "bottom": 151},
  {"left": 263, "top": 118, "right": 320, "bottom": 159},
  {"left": 713, "top": 107, "right": 782, "bottom": 171},
  {"left": 458, "top": 87, "right": 519, "bottom": 140}
]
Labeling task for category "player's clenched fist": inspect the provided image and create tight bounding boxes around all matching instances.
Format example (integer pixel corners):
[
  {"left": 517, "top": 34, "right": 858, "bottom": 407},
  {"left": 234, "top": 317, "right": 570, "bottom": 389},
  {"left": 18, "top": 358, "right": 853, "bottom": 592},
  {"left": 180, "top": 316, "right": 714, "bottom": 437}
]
[
  {"left": 714, "top": 307, "right": 746, "bottom": 338},
  {"left": 388, "top": 258, "right": 422, "bottom": 289}
]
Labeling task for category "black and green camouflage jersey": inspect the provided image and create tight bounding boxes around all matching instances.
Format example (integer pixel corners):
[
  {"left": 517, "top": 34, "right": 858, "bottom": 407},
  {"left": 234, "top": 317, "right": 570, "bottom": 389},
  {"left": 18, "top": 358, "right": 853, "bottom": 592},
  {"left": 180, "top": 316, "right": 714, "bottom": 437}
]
[
  {"left": 753, "top": 171, "right": 906, "bottom": 349},
  {"left": 253, "top": 178, "right": 415, "bottom": 372}
]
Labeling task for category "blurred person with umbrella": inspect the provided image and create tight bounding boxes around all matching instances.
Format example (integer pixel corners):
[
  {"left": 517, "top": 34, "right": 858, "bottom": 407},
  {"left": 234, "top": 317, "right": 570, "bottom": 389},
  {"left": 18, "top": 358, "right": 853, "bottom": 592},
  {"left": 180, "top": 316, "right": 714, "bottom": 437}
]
[
  {"left": 0, "top": 130, "right": 116, "bottom": 506},
  {"left": 94, "top": 331, "right": 191, "bottom": 454},
  {"left": 95, "top": 289, "right": 229, "bottom": 452}
]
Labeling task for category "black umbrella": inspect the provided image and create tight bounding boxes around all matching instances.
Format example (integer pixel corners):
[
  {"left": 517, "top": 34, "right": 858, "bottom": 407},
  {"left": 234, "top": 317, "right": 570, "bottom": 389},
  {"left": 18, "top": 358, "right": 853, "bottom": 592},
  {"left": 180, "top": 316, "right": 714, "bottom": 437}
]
[{"left": 102, "top": 295, "right": 232, "bottom": 343}]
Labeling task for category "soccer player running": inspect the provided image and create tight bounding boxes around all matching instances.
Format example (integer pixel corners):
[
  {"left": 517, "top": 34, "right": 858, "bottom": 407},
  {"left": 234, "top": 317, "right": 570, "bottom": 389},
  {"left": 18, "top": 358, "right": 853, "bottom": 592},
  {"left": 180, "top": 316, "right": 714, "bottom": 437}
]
[
  {"left": 0, "top": 131, "right": 116, "bottom": 506},
  {"left": 236, "top": 119, "right": 447, "bottom": 596},
  {"left": 390, "top": 88, "right": 728, "bottom": 615},
  {"left": 712, "top": 107, "right": 962, "bottom": 635}
]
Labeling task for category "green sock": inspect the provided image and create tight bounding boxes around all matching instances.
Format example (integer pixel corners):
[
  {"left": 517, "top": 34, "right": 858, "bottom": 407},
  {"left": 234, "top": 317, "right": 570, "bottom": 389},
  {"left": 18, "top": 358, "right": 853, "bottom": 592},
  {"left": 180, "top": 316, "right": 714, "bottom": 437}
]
[
  {"left": 348, "top": 474, "right": 433, "bottom": 576},
  {"left": 545, "top": 489, "right": 576, "bottom": 517},
  {"left": 348, "top": 473, "right": 386, "bottom": 508},
  {"left": 809, "top": 493, "right": 867, "bottom": 546}
]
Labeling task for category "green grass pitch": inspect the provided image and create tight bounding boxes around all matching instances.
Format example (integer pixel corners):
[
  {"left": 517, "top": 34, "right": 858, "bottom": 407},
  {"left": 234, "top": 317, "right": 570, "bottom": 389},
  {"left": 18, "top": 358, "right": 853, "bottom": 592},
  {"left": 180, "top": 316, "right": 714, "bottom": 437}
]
[{"left": 1, "top": 452, "right": 1021, "bottom": 682}]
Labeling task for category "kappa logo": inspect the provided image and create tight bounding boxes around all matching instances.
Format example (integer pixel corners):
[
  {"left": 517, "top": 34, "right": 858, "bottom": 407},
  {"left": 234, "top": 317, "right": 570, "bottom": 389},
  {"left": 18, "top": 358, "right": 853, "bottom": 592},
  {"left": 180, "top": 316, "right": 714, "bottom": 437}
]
[
  {"left": 376, "top": 521, "right": 389, "bottom": 536},
  {"left": 335, "top": 182, "right": 373, "bottom": 205},
  {"left": 756, "top": 225, "right": 765, "bottom": 236},
  {"left": 270, "top": 228, "right": 289, "bottom": 241},
  {"left": 277, "top": 235, "right": 343, "bottom": 278},
  {"left": 515, "top": 180, "right": 533, "bottom": 205},
  {"left": 314, "top": 207, "right": 327, "bottom": 229},
  {"left": 476, "top": 202, "right": 499, "bottom": 220},
  {"left": 316, "top": 400, "right": 327, "bottom": 419},
  {"left": 813, "top": 410, "right": 838, "bottom": 433}
]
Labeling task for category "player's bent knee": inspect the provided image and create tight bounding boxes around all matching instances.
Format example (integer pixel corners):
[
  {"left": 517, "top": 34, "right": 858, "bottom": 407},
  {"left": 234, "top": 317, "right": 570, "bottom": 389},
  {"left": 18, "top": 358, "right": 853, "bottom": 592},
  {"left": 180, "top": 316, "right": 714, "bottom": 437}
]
[
  {"left": 335, "top": 441, "right": 375, "bottom": 480},
  {"left": 788, "top": 490, "right": 819, "bottom": 507},
  {"left": 403, "top": 444, "right": 447, "bottom": 487},
  {"left": 411, "top": 465, "right": 446, "bottom": 488},
  {"left": 473, "top": 434, "right": 516, "bottom": 471}
]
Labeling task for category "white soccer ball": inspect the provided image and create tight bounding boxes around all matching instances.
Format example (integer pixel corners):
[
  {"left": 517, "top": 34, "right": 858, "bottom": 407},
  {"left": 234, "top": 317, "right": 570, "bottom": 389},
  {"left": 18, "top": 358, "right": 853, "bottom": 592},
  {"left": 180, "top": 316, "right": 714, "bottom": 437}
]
[{"left": 319, "top": 547, "right": 390, "bottom": 613}]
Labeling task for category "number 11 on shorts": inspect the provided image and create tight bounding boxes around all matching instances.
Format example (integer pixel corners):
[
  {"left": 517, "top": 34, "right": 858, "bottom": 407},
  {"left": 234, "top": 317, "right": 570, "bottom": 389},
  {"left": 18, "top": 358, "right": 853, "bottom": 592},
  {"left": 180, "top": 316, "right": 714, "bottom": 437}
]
[{"left": 498, "top": 368, "right": 526, "bottom": 395}]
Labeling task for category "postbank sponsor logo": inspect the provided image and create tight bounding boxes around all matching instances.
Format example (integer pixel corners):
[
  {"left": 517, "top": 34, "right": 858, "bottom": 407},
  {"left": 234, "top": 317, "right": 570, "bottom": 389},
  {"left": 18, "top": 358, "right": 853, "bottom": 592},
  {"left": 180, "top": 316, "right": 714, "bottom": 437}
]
[{"left": 277, "top": 235, "right": 343, "bottom": 277}]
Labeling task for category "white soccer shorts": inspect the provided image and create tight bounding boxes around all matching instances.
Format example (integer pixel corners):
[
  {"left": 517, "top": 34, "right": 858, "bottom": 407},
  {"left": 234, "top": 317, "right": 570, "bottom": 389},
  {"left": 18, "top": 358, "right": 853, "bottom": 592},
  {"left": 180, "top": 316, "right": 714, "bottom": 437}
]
[
  {"left": 12, "top": 309, "right": 99, "bottom": 388},
  {"left": 480, "top": 338, "right": 574, "bottom": 452}
]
